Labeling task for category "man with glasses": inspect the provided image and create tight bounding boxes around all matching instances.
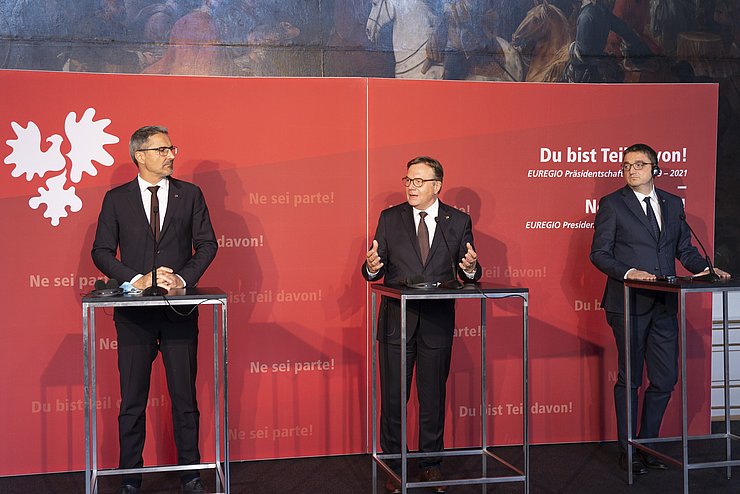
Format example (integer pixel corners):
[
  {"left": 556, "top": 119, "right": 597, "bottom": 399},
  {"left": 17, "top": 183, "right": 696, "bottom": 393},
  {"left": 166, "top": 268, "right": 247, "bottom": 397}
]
[
  {"left": 362, "top": 156, "right": 481, "bottom": 493},
  {"left": 590, "top": 143, "right": 730, "bottom": 475},
  {"left": 92, "top": 126, "right": 217, "bottom": 494}
]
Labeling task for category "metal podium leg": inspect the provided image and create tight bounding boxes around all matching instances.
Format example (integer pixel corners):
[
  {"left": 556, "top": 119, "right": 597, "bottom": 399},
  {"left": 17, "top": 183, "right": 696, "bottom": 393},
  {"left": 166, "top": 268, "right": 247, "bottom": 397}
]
[
  {"left": 223, "top": 302, "right": 230, "bottom": 494},
  {"left": 90, "top": 308, "right": 98, "bottom": 494},
  {"left": 371, "top": 291, "right": 378, "bottom": 494},
  {"left": 83, "top": 304, "right": 91, "bottom": 494},
  {"left": 523, "top": 295, "right": 529, "bottom": 494},
  {"left": 723, "top": 290, "right": 731, "bottom": 479},
  {"left": 480, "top": 299, "right": 487, "bottom": 494},
  {"left": 401, "top": 296, "right": 407, "bottom": 494},
  {"left": 213, "top": 305, "right": 221, "bottom": 493},
  {"left": 680, "top": 291, "right": 689, "bottom": 494},
  {"left": 624, "top": 285, "right": 633, "bottom": 485}
]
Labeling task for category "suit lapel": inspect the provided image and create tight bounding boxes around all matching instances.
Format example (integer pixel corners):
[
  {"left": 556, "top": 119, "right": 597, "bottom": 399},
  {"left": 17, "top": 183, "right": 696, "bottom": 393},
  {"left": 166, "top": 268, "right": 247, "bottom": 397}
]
[
  {"left": 428, "top": 203, "right": 450, "bottom": 262},
  {"left": 621, "top": 186, "right": 658, "bottom": 242},
  {"left": 125, "top": 179, "right": 153, "bottom": 239},
  {"left": 160, "top": 178, "right": 180, "bottom": 239},
  {"left": 655, "top": 189, "right": 671, "bottom": 245}
]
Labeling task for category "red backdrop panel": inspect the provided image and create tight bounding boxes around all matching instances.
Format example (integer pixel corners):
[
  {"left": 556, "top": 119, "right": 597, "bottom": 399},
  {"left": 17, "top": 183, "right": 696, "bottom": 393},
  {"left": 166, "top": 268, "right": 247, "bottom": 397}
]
[
  {"left": 367, "top": 79, "right": 718, "bottom": 447},
  {"left": 0, "top": 72, "right": 368, "bottom": 473},
  {"left": 0, "top": 72, "right": 717, "bottom": 475}
]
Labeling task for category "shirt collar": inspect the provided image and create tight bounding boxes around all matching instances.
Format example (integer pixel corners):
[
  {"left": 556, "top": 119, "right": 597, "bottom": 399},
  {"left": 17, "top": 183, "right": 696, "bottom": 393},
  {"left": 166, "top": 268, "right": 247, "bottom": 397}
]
[
  {"left": 137, "top": 175, "right": 169, "bottom": 194},
  {"left": 415, "top": 198, "right": 440, "bottom": 219},
  {"left": 632, "top": 187, "right": 657, "bottom": 203}
]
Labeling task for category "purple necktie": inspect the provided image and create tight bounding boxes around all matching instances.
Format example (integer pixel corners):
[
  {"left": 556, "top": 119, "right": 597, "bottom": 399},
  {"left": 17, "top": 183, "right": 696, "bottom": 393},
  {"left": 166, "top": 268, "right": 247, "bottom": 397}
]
[{"left": 418, "top": 211, "right": 429, "bottom": 264}]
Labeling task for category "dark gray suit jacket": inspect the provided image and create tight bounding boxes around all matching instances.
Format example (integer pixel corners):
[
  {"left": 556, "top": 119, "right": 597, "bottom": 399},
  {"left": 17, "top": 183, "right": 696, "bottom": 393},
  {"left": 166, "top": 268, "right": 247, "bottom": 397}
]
[
  {"left": 362, "top": 201, "right": 482, "bottom": 347},
  {"left": 590, "top": 185, "right": 707, "bottom": 315},
  {"left": 92, "top": 177, "right": 218, "bottom": 323}
]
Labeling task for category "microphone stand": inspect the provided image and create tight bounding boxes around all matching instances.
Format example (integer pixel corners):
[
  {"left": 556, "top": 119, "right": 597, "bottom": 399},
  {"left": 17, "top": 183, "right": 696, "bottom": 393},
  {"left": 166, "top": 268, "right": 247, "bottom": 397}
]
[
  {"left": 435, "top": 216, "right": 463, "bottom": 289},
  {"left": 143, "top": 207, "right": 168, "bottom": 296},
  {"left": 680, "top": 213, "right": 720, "bottom": 283}
]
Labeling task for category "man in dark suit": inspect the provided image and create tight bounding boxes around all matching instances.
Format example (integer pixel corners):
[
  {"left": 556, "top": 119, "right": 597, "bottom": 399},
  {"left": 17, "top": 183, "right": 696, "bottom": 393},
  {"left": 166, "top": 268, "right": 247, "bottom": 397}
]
[
  {"left": 590, "top": 143, "right": 730, "bottom": 475},
  {"left": 92, "top": 126, "right": 217, "bottom": 494},
  {"left": 363, "top": 156, "right": 482, "bottom": 493}
]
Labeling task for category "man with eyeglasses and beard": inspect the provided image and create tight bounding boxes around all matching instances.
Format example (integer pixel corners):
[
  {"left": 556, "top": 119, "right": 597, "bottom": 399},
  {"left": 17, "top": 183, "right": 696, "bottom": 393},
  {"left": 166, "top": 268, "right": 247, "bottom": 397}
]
[
  {"left": 590, "top": 143, "right": 730, "bottom": 475},
  {"left": 92, "top": 126, "right": 217, "bottom": 494},
  {"left": 362, "top": 156, "right": 482, "bottom": 493}
]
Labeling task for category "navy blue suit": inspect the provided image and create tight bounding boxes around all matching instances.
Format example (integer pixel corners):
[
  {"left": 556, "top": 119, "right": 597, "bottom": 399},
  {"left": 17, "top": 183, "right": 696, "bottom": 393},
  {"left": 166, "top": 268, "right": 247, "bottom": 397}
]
[
  {"left": 92, "top": 177, "right": 217, "bottom": 484},
  {"left": 362, "top": 201, "right": 482, "bottom": 468},
  {"left": 590, "top": 185, "right": 707, "bottom": 450}
]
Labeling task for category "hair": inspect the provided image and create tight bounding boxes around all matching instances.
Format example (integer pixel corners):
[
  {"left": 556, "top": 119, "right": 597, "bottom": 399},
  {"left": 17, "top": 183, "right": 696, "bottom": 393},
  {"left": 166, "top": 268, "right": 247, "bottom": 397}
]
[
  {"left": 406, "top": 156, "right": 444, "bottom": 182},
  {"left": 623, "top": 143, "right": 658, "bottom": 166},
  {"left": 130, "top": 125, "right": 168, "bottom": 165}
]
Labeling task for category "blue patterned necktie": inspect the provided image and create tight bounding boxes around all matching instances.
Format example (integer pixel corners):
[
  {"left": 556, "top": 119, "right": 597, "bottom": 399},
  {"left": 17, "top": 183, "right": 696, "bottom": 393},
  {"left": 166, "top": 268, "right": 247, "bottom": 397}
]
[{"left": 644, "top": 196, "right": 660, "bottom": 240}]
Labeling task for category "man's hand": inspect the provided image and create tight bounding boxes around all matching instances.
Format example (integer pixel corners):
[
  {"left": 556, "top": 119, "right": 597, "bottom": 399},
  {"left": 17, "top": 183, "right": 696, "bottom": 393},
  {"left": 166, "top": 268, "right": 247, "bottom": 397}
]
[
  {"left": 459, "top": 242, "right": 478, "bottom": 273},
  {"left": 699, "top": 267, "right": 732, "bottom": 279},
  {"left": 626, "top": 269, "right": 656, "bottom": 281},
  {"left": 366, "top": 240, "right": 384, "bottom": 274},
  {"left": 716, "top": 268, "right": 732, "bottom": 279},
  {"left": 132, "top": 267, "right": 184, "bottom": 290}
]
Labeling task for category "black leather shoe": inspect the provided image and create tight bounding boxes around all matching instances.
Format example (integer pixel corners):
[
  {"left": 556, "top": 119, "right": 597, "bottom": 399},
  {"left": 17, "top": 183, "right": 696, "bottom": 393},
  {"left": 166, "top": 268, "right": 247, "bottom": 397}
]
[
  {"left": 639, "top": 452, "right": 669, "bottom": 470},
  {"left": 619, "top": 452, "right": 647, "bottom": 475},
  {"left": 419, "top": 466, "right": 447, "bottom": 493},
  {"left": 182, "top": 477, "right": 206, "bottom": 494},
  {"left": 115, "top": 485, "right": 138, "bottom": 494}
]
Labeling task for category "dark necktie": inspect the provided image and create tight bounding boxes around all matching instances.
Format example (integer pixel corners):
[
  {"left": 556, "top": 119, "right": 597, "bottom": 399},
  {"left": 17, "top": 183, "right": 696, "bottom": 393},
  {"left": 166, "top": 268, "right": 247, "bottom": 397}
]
[
  {"left": 148, "top": 185, "right": 160, "bottom": 242},
  {"left": 418, "top": 211, "right": 429, "bottom": 264},
  {"left": 644, "top": 196, "right": 660, "bottom": 240}
]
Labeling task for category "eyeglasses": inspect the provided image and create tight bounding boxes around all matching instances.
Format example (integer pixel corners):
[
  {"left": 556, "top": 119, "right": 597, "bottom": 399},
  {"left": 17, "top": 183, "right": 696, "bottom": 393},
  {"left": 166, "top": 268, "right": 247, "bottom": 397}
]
[
  {"left": 402, "top": 176, "right": 438, "bottom": 188},
  {"left": 138, "top": 146, "right": 178, "bottom": 157},
  {"left": 621, "top": 161, "right": 653, "bottom": 171}
]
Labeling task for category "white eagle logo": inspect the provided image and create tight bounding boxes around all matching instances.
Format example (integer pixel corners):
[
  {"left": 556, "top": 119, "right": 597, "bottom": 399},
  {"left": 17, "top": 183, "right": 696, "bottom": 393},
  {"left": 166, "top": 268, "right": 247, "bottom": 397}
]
[{"left": 4, "top": 108, "right": 119, "bottom": 226}]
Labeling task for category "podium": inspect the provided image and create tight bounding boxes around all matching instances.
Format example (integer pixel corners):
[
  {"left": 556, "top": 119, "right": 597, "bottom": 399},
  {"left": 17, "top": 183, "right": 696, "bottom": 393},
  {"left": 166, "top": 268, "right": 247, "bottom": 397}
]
[
  {"left": 370, "top": 282, "right": 529, "bottom": 493},
  {"left": 81, "top": 288, "right": 229, "bottom": 494},
  {"left": 623, "top": 278, "right": 740, "bottom": 493}
]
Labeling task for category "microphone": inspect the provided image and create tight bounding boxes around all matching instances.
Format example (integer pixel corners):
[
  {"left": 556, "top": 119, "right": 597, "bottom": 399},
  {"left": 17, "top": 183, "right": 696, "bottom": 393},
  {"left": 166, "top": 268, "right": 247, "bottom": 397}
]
[
  {"left": 143, "top": 207, "right": 167, "bottom": 296},
  {"left": 679, "top": 212, "right": 720, "bottom": 282},
  {"left": 402, "top": 275, "right": 439, "bottom": 289},
  {"left": 92, "top": 278, "right": 122, "bottom": 297},
  {"left": 435, "top": 216, "right": 463, "bottom": 289}
]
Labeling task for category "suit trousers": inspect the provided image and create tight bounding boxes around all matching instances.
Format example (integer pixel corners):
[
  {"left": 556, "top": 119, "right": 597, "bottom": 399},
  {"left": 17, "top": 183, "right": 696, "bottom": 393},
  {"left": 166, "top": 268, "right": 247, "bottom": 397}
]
[
  {"left": 379, "top": 330, "right": 453, "bottom": 471},
  {"left": 606, "top": 299, "right": 678, "bottom": 452},
  {"left": 116, "top": 312, "right": 200, "bottom": 486}
]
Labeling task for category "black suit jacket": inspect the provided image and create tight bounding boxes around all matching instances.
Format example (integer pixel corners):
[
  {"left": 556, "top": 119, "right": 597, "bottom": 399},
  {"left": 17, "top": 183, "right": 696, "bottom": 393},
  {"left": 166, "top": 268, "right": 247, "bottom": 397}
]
[
  {"left": 92, "top": 177, "right": 218, "bottom": 323},
  {"left": 362, "top": 201, "right": 482, "bottom": 348},
  {"left": 590, "top": 185, "right": 707, "bottom": 315}
]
